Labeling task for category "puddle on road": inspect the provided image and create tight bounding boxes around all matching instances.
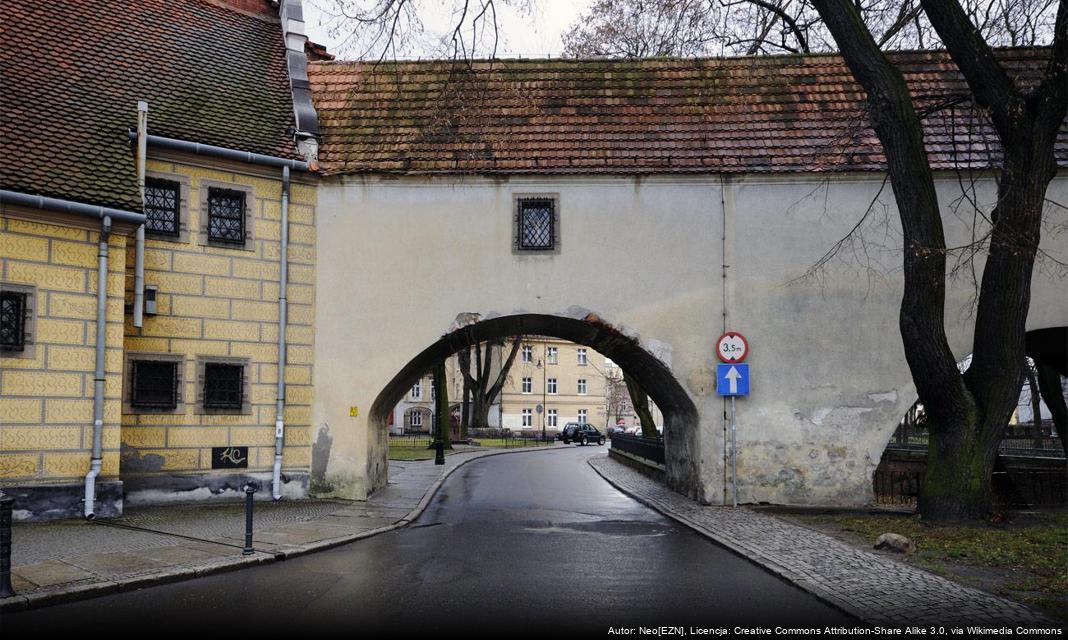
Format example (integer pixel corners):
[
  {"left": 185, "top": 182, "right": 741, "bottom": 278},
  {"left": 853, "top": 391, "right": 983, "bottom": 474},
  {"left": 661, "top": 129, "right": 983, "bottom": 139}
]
[{"left": 520, "top": 519, "right": 673, "bottom": 538}]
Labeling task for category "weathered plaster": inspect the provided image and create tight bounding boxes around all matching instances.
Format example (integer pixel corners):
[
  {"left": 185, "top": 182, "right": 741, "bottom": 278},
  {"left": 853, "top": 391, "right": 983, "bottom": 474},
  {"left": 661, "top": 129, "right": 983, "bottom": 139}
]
[{"left": 312, "top": 172, "right": 1067, "bottom": 508}]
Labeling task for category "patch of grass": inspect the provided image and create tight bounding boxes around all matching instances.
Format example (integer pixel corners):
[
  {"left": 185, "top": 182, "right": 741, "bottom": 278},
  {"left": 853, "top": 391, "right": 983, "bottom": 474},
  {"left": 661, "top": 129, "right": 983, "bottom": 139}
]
[
  {"left": 780, "top": 510, "right": 1068, "bottom": 621},
  {"left": 388, "top": 446, "right": 459, "bottom": 461}
]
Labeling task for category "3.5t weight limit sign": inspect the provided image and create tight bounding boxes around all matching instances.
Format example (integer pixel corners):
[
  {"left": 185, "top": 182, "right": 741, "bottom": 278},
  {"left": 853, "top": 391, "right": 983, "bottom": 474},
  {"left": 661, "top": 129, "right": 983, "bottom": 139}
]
[{"left": 716, "top": 331, "right": 749, "bottom": 363}]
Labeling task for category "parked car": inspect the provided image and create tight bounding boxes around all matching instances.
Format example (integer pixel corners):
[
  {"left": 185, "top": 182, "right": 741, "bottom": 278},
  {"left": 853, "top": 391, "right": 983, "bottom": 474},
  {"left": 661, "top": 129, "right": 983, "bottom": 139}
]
[{"left": 557, "top": 422, "right": 605, "bottom": 446}]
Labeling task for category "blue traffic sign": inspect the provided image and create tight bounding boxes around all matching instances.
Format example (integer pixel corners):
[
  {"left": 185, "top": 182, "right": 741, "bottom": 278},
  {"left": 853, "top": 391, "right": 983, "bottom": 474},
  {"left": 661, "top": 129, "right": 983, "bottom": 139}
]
[{"left": 716, "top": 363, "right": 749, "bottom": 397}]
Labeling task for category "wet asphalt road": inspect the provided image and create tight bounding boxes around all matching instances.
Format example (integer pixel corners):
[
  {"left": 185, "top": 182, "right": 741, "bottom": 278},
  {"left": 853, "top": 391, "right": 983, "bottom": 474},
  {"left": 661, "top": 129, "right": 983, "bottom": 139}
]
[{"left": 1, "top": 446, "right": 856, "bottom": 636}]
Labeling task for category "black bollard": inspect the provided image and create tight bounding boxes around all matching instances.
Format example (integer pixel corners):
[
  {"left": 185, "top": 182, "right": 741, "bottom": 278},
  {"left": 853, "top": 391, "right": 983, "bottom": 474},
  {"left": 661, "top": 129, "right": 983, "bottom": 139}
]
[
  {"left": 434, "top": 439, "right": 445, "bottom": 465},
  {"left": 242, "top": 483, "right": 258, "bottom": 556},
  {"left": 0, "top": 492, "right": 14, "bottom": 598}
]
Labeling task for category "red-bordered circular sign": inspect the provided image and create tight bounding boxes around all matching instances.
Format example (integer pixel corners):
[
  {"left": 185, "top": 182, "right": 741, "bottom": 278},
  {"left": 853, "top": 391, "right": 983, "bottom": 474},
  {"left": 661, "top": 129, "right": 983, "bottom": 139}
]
[{"left": 716, "top": 331, "right": 749, "bottom": 363}]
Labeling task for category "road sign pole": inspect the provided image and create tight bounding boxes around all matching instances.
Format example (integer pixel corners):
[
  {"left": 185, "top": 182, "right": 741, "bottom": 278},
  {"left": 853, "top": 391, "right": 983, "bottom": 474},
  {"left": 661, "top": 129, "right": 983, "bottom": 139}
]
[{"left": 730, "top": 396, "right": 737, "bottom": 508}]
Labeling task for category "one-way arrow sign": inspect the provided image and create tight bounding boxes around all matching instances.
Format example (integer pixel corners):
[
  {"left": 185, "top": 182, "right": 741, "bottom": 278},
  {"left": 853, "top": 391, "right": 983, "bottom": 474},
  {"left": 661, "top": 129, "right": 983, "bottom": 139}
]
[{"left": 716, "top": 363, "right": 749, "bottom": 397}]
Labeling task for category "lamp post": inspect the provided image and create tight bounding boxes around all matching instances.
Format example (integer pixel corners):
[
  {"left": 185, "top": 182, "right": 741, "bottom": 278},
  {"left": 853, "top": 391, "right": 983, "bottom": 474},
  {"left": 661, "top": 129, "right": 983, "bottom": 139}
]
[{"left": 539, "top": 355, "right": 547, "bottom": 442}]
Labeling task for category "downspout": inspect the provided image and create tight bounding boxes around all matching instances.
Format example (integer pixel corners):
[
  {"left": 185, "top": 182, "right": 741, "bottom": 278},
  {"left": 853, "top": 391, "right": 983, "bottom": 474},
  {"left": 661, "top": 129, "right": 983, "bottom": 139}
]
[
  {"left": 133, "top": 101, "right": 147, "bottom": 328},
  {"left": 85, "top": 216, "right": 112, "bottom": 519},
  {"left": 272, "top": 165, "right": 291, "bottom": 500}
]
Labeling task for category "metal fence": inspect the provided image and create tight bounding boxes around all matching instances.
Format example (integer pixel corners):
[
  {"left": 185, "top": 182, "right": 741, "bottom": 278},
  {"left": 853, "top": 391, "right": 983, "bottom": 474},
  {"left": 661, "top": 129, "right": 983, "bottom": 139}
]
[
  {"left": 873, "top": 450, "right": 1067, "bottom": 508},
  {"left": 609, "top": 433, "right": 665, "bottom": 465},
  {"left": 388, "top": 432, "right": 556, "bottom": 449},
  {"left": 886, "top": 419, "right": 1064, "bottom": 458}
]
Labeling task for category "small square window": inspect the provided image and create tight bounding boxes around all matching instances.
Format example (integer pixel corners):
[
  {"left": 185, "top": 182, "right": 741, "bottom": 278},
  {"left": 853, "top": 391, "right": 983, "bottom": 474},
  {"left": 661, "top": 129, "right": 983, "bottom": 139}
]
[
  {"left": 0, "top": 291, "right": 27, "bottom": 352},
  {"left": 207, "top": 188, "right": 246, "bottom": 245},
  {"left": 204, "top": 363, "right": 244, "bottom": 410},
  {"left": 144, "top": 178, "right": 180, "bottom": 236},
  {"left": 517, "top": 198, "right": 554, "bottom": 250},
  {"left": 130, "top": 360, "right": 179, "bottom": 410}
]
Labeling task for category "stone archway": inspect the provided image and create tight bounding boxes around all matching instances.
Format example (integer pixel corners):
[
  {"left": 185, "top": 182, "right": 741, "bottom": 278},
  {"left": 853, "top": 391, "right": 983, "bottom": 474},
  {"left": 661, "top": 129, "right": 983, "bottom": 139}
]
[{"left": 368, "top": 312, "right": 701, "bottom": 498}]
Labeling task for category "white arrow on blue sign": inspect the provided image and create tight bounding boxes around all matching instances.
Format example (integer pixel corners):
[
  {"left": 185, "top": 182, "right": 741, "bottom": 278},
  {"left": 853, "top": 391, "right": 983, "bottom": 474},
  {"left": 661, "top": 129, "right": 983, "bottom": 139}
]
[{"left": 716, "top": 363, "right": 750, "bottom": 397}]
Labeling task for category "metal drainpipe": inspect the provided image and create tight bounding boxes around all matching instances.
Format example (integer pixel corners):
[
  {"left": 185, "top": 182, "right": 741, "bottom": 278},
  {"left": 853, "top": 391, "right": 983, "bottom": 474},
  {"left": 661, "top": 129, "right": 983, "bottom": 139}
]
[
  {"left": 272, "top": 166, "right": 290, "bottom": 501},
  {"left": 84, "top": 216, "right": 112, "bottom": 519},
  {"left": 133, "top": 101, "right": 147, "bottom": 328}
]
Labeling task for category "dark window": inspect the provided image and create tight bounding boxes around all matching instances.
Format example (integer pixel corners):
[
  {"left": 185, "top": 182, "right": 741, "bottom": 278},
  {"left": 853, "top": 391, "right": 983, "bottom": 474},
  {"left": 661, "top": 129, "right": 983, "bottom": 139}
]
[
  {"left": 204, "top": 363, "right": 244, "bottom": 410},
  {"left": 207, "top": 188, "right": 246, "bottom": 245},
  {"left": 144, "top": 178, "right": 180, "bottom": 236},
  {"left": 0, "top": 291, "right": 27, "bottom": 352},
  {"left": 130, "top": 360, "right": 179, "bottom": 409},
  {"left": 518, "top": 198, "right": 554, "bottom": 250}
]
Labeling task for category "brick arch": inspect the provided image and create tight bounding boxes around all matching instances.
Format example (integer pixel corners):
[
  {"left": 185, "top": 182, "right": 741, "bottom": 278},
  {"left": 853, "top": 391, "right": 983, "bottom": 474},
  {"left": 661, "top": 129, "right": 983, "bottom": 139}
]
[{"left": 368, "top": 313, "right": 701, "bottom": 498}]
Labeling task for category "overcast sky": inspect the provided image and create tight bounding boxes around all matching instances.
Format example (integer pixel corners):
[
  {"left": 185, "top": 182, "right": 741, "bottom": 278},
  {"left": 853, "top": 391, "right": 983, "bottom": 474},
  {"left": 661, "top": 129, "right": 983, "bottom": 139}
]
[{"left": 303, "top": 0, "right": 593, "bottom": 60}]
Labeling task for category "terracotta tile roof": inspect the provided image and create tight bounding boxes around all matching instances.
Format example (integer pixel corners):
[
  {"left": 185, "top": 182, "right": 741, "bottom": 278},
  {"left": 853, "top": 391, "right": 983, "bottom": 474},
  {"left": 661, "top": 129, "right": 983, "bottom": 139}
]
[
  {"left": 308, "top": 48, "right": 1066, "bottom": 176},
  {"left": 1, "top": 0, "right": 300, "bottom": 212}
]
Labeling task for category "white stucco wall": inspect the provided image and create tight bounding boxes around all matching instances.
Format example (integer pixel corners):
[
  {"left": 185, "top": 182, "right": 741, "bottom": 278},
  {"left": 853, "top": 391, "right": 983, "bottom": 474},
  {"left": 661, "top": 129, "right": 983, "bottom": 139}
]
[{"left": 312, "top": 172, "right": 1067, "bottom": 506}]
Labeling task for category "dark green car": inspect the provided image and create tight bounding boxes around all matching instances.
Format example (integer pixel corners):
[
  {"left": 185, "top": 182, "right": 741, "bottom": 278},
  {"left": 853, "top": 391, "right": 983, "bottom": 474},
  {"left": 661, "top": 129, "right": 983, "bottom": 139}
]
[{"left": 557, "top": 422, "right": 605, "bottom": 446}]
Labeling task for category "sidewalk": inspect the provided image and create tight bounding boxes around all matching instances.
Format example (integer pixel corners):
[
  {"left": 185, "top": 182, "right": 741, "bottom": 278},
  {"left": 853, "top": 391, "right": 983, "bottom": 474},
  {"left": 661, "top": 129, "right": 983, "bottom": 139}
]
[
  {"left": 588, "top": 454, "right": 1056, "bottom": 628},
  {"left": 0, "top": 443, "right": 562, "bottom": 613}
]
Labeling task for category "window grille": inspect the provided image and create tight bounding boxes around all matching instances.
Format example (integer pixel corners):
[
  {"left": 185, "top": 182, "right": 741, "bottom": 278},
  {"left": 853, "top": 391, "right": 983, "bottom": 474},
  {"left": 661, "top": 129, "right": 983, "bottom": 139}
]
[
  {"left": 144, "top": 178, "right": 180, "bottom": 236},
  {"left": 0, "top": 292, "right": 26, "bottom": 351},
  {"left": 207, "top": 188, "right": 246, "bottom": 244},
  {"left": 204, "top": 363, "right": 244, "bottom": 409},
  {"left": 518, "top": 198, "right": 554, "bottom": 250},
  {"left": 130, "top": 360, "right": 179, "bottom": 409}
]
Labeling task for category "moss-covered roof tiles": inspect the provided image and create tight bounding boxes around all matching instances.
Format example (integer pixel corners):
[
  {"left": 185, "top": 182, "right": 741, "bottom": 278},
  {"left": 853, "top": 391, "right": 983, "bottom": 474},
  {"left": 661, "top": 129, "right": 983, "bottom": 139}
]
[
  {"left": 308, "top": 48, "right": 1066, "bottom": 176},
  {"left": 1, "top": 0, "right": 300, "bottom": 211}
]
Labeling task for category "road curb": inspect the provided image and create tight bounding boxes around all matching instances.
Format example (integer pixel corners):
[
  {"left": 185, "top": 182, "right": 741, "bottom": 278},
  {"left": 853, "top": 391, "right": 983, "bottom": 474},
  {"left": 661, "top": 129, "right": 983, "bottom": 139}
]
[
  {"left": 585, "top": 455, "right": 866, "bottom": 623},
  {"left": 0, "top": 444, "right": 564, "bottom": 614}
]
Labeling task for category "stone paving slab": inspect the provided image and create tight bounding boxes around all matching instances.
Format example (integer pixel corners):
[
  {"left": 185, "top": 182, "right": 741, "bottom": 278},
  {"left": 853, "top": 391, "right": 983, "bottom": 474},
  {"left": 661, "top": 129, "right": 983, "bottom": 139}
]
[
  {"left": 0, "top": 444, "right": 564, "bottom": 613},
  {"left": 588, "top": 454, "right": 1057, "bottom": 628}
]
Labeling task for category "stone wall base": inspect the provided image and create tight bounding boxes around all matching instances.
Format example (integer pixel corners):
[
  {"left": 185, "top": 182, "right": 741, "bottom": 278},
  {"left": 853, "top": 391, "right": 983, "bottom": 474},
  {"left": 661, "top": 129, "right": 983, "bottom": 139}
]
[
  {"left": 2, "top": 481, "right": 123, "bottom": 521},
  {"left": 608, "top": 449, "right": 666, "bottom": 484},
  {"left": 123, "top": 471, "right": 309, "bottom": 507}
]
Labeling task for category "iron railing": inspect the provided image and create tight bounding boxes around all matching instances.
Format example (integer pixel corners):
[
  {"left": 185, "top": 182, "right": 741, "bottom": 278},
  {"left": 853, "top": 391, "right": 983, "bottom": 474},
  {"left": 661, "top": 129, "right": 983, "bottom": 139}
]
[
  {"left": 873, "top": 450, "right": 1066, "bottom": 508},
  {"left": 886, "top": 419, "right": 1064, "bottom": 458},
  {"left": 609, "top": 433, "right": 665, "bottom": 465}
]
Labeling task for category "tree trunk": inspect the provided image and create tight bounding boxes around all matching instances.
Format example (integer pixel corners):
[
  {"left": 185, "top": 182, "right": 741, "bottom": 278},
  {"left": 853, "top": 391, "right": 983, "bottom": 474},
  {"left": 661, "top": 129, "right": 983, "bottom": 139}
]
[
  {"left": 459, "top": 347, "right": 472, "bottom": 437},
  {"left": 1035, "top": 363, "right": 1068, "bottom": 457},
  {"left": 433, "top": 361, "right": 451, "bottom": 450},
  {"left": 814, "top": 0, "right": 1066, "bottom": 521},
  {"left": 624, "top": 371, "right": 658, "bottom": 438},
  {"left": 1024, "top": 361, "right": 1042, "bottom": 448}
]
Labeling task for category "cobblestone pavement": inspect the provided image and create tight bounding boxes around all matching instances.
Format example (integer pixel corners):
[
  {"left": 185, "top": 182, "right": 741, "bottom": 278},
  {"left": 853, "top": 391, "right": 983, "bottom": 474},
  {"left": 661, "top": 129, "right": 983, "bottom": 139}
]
[
  {"left": 1, "top": 443, "right": 563, "bottom": 612},
  {"left": 588, "top": 454, "right": 1056, "bottom": 628}
]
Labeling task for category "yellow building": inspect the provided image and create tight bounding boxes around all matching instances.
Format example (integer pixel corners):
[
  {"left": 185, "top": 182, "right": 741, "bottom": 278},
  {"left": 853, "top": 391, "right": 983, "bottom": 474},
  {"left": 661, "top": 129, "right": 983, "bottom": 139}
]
[
  {"left": 499, "top": 337, "right": 662, "bottom": 434},
  {"left": 1, "top": 0, "right": 320, "bottom": 519}
]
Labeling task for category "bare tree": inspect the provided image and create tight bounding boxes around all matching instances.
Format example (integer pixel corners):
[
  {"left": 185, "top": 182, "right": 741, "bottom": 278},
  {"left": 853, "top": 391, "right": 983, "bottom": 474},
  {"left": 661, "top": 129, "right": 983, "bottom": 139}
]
[
  {"left": 310, "top": 0, "right": 532, "bottom": 60},
  {"left": 457, "top": 337, "right": 523, "bottom": 430},
  {"left": 810, "top": 0, "right": 1066, "bottom": 521},
  {"left": 562, "top": 0, "right": 1059, "bottom": 58},
  {"left": 603, "top": 371, "right": 631, "bottom": 428}
]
